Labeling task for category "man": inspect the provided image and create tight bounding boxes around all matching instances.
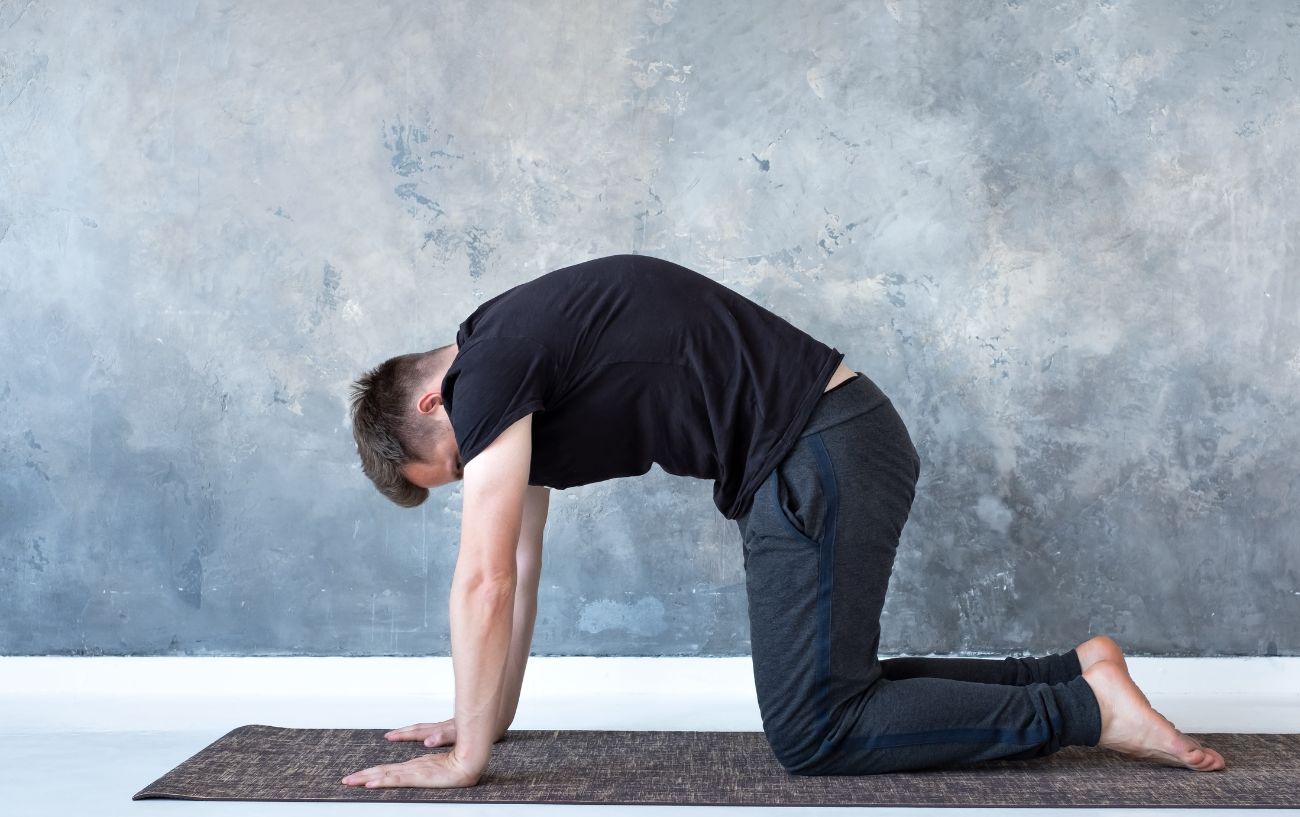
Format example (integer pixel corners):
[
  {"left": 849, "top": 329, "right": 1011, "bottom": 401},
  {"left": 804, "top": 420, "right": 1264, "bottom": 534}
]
[{"left": 341, "top": 253, "right": 1224, "bottom": 789}]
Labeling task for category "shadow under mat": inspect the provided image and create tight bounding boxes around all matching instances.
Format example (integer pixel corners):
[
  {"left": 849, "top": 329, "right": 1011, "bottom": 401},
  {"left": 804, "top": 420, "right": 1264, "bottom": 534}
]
[{"left": 133, "top": 725, "right": 1298, "bottom": 808}]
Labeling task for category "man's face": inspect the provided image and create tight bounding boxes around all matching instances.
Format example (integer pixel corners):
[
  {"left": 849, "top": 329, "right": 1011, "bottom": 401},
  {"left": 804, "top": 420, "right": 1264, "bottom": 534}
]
[
  {"left": 400, "top": 398, "right": 464, "bottom": 489},
  {"left": 400, "top": 452, "right": 462, "bottom": 489}
]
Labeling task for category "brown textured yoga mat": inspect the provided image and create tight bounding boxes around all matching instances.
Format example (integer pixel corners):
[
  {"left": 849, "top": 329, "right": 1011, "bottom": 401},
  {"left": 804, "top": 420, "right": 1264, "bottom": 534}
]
[{"left": 133, "top": 724, "right": 1298, "bottom": 808}]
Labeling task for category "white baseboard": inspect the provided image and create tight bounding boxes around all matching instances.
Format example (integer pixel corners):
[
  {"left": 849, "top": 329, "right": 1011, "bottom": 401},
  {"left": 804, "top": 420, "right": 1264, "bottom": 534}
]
[{"left": 1, "top": 655, "right": 1296, "bottom": 734}]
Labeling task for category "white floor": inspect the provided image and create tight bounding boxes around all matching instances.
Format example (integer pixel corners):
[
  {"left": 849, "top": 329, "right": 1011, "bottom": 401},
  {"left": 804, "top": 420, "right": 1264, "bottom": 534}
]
[{"left": 1, "top": 655, "right": 1297, "bottom": 816}]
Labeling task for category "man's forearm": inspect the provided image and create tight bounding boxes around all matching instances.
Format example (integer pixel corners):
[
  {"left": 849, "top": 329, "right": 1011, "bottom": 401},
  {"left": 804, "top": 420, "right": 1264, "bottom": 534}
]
[
  {"left": 448, "top": 575, "right": 515, "bottom": 774},
  {"left": 495, "top": 584, "right": 538, "bottom": 734}
]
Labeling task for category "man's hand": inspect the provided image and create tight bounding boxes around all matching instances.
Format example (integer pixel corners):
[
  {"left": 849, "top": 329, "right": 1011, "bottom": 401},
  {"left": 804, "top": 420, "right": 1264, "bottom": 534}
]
[
  {"left": 340, "top": 749, "right": 481, "bottom": 789},
  {"left": 384, "top": 719, "right": 507, "bottom": 748}
]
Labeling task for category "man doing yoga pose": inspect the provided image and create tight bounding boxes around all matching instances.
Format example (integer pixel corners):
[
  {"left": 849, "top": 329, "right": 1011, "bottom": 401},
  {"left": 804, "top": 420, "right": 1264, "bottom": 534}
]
[{"left": 342, "top": 253, "right": 1225, "bottom": 789}]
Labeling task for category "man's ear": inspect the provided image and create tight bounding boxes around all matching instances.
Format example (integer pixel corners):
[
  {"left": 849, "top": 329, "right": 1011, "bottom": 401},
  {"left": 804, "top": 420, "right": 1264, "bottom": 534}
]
[{"left": 416, "top": 390, "right": 441, "bottom": 415}]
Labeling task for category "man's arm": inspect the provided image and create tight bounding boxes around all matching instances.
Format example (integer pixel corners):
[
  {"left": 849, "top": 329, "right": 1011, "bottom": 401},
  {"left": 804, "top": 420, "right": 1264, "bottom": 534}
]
[
  {"left": 448, "top": 413, "right": 534, "bottom": 779},
  {"left": 495, "top": 484, "right": 549, "bottom": 735}
]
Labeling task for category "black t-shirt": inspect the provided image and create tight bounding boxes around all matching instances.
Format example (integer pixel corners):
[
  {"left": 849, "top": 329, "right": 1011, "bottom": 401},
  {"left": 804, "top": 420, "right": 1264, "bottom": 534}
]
[{"left": 440, "top": 254, "right": 844, "bottom": 520}]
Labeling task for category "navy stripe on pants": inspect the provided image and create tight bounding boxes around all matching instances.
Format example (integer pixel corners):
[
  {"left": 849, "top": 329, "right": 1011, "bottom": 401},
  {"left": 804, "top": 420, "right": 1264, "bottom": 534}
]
[{"left": 736, "top": 372, "right": 1103, "bottom": 775}]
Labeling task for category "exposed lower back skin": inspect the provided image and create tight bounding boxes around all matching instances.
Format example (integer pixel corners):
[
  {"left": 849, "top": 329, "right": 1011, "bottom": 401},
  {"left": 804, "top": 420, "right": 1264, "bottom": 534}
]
[{"left": 823, "top": 361, "right": 857, "bottom": 393}]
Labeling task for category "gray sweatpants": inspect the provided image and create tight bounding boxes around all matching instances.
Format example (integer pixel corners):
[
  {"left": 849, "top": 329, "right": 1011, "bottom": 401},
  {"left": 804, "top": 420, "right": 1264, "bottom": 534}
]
[{"left": 735, "top": 372, "right": 1103, "bottom": 775}]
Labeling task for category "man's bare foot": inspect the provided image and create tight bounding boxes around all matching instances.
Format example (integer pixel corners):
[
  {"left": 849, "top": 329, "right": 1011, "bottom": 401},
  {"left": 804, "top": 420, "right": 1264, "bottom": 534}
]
[
  {"left": 1074, "top": 636, "right": 1151, "bottom": 707},
  {"left": 1075, "top": 634, "right": 1129, "bottom": 673},
  {"left": 1082, "top": 660, "right": 1226, "bottom": 772}
]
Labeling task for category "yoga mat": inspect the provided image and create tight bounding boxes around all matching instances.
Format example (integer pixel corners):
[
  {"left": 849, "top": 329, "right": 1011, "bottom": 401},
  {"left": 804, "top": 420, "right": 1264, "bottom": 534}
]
[{"left": 133, "top": 725, "right": 1298, "bottom": 808}]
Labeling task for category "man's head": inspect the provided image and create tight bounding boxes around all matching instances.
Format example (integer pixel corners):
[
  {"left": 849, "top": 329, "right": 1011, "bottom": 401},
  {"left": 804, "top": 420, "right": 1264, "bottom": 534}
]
[{"left": 349, "top": 343, "right": 463, "bottom": 507}]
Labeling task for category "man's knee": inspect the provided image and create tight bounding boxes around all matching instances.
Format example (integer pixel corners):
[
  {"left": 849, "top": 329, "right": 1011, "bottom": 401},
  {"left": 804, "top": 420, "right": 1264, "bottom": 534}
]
[
  {"left": 774, "top": 741, "right": 898, "bottom": 777},
  {"left": 766, "top": 725, "right": 903, "bottom": 777},
  {"left": 765, "top": 725, "right": 831, "bottom": 775}
]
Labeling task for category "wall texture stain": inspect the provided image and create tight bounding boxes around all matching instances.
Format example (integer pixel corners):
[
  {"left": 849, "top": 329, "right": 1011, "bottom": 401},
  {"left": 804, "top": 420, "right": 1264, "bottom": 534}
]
[{"left": 0, "top": 0, "right": 1296, "bottom": 657}]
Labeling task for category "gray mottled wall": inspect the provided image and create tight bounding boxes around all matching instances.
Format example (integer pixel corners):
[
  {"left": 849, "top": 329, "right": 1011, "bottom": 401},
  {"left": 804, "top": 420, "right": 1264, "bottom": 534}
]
[{"left": 1, "top": 0, "right": 1297, "bottom": 657}]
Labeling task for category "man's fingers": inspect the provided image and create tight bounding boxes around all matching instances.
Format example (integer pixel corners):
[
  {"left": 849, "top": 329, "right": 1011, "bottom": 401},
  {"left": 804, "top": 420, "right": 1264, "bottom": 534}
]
[
  {"left": 423, "top": 729, "right": 455, "bottom": 747},
  {"left": 344, "top": 757, "right": 435, "bottom": 787},
  {"left": 364, "top": 771, "right": 400, "bottom": 788},
  {"left": 343, "top": 757, "right": 423, "bottom": 785},
  {"left": 383, "top": 723, "right": 426, "bottom": 738},
  {"left": 342, "top": 764, "right": 388, "bottom": 785},
  {"left": 385, "top": 723, "right": 437, "bottom": 740},
  {"left": 342, "top": 754, "right": 474, "bottom": 790},
  {"left": 385, "top": 720, "right": 455, "bottom": 742}
]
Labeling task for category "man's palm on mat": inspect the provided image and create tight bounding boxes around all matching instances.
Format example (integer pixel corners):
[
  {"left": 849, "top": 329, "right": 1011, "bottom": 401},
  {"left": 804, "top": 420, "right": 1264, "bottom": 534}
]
[{"left": 340, "top": 719, "right": 506, "bottom": 789}]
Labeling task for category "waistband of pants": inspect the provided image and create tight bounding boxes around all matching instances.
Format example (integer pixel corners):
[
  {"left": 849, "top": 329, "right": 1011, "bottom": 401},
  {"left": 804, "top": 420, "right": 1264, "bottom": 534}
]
[{"left": 798, "top": 371, "right": 893, "bottom": 438}]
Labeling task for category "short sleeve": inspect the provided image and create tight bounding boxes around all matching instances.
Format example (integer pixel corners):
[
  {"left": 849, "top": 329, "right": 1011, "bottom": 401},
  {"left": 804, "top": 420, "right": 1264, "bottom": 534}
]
[{"left": 441, "top": 337, "right": 553, "bottom": 465}]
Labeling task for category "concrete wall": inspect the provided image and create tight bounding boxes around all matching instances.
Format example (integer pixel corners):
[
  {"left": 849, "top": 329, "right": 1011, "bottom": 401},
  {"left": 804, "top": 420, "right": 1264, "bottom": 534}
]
[{"left": 1, "top": 0, "right": 1296, "bottom": 657}]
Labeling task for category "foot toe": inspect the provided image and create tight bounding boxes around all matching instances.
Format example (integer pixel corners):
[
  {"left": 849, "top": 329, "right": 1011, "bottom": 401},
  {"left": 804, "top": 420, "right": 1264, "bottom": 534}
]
[{"left": 1186, "top": 746, "right": 1224, "bottom": 771}]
